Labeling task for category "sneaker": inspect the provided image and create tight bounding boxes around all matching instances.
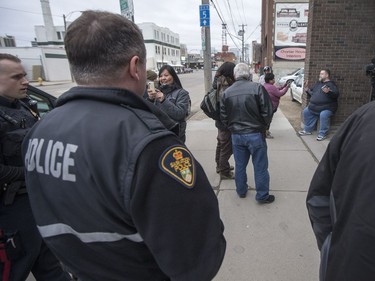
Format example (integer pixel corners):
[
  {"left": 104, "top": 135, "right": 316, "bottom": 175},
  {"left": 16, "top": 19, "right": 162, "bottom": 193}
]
[
  {"left": 220, "top": 172, "right": 235, "bottom": 180},
  {"left": 298, "top": 130, "right": 312, "bottom": 136},
  {"left": 317, "top": 135, "right": 327, "bottom": 141},
  {"left": 257, "top": 195, "right": 275, "bottom": 204}
]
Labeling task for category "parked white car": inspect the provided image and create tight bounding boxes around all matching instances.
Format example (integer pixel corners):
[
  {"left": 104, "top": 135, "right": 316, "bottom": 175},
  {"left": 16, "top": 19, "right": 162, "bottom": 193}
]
[
  {"left": 290, "top": 74, "right": 304, "bottom": 104},
  {"left": 278, "top": 68, "right": 304, "bottom": 86}
]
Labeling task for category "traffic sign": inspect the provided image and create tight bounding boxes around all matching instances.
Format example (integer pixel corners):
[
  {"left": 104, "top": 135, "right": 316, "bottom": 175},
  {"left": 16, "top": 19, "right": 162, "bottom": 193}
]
[{"left": 199, "top": 4, "right": 210, "bottom": 27}]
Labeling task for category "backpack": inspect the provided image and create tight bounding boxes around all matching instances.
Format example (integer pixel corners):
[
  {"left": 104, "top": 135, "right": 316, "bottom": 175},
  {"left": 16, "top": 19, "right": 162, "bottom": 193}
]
[{"left": 200, "top": 88, "right": 220, "bottom": 120}]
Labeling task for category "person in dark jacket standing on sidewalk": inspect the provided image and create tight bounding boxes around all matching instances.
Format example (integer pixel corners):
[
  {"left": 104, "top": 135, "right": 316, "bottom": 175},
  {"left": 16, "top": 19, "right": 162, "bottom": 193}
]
[
  {"left": 212, "top": 62, "right": 235, "bottom": 180},
  {"left": 299, "top": 69, "right": 339, "bottom": 141},
  {"left": 307, "top": 101, "right": 375, "bottom": 281},
  {"left": 147, "top": 65, "right": 190, "bottom": 143},
  {"left": 221, "top": 63, "right": 274, "bottom": 203},
  {"left": 23, "top": 11, "right": 225, "bottom": 281}
]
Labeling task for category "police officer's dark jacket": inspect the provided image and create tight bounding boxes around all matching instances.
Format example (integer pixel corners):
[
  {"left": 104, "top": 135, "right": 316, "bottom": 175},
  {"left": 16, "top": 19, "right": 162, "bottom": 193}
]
[
  {"left": 0, "top": 96, "right": 38, "bottom": 185},
  {"left": 220, "top": 79, "right": 273, "bottom": 134},
  {"left": 307, "top": 101, "right": 375, "bottom": 281},
  {"left": 23, "top": 86, "right": 226, "bottom": 281}
]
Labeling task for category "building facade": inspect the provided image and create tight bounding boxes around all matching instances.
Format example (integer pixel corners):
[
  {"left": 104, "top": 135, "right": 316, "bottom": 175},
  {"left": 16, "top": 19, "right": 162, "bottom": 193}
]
[
  {"left": 34, "top": 25, "right": 66, "bottom": 47},
  {"left": 137, "top": 22, "right": 181, "bottom": 71},
  {"left": 0, "top": 47, "right": 71, "bottom": 81},
  {"left": 261, "top": 0, "right": 309, "bottom": 79},
  {"left": 0, "top": 35, "right": 16, "bottom": 47}
]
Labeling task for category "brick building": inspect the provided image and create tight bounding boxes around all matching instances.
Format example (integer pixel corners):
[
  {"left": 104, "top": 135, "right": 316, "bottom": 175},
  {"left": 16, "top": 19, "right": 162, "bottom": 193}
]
[{"left": 304, "top": 0, "right": 375, "bottom": 124}]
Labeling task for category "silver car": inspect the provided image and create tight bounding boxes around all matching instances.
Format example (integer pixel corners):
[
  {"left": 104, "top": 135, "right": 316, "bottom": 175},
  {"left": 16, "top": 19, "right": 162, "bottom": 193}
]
[
  {"left": 278, "top": 68, "right": 304, "bottom": 86},
  {"left": 290, "top": 74, "right": 304, "bottom": 104}
]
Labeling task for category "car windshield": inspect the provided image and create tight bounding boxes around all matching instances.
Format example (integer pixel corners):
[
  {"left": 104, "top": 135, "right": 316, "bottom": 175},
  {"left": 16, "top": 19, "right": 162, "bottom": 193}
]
[{"left": 288, "top": 68, "right": 303, "bottom": 76}]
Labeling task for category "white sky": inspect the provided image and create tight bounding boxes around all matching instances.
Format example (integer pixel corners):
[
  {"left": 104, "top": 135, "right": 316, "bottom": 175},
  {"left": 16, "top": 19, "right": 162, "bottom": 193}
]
[{"left": 0, "top": 0, "right": 261, "bottom": 52}]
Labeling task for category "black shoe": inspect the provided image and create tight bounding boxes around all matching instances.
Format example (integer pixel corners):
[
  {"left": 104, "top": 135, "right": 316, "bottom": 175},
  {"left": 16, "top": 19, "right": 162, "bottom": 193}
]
[
  {"left": 220, "top": 172, "right": 235, "bottom": 180},
  {"left": 238, "top": 193, "right": 247, "bottom": 198},
  {"left": 257, "top": 195, "right": 275, "bottom": 204},
  {"left": 217, "top": 166, "right": 234, "bottom": 174}
]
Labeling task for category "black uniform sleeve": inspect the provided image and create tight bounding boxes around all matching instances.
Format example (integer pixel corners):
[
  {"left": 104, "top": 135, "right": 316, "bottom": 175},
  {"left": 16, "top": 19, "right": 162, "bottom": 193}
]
[
  {"left": 130, "top": 136, "right": 226, "bottom": 281},
  {"left": 0, "top": 143, "right": 25, "bottom": 184},
  {"left": 306, "top": 111, "right": 357, "bottom": 250}
]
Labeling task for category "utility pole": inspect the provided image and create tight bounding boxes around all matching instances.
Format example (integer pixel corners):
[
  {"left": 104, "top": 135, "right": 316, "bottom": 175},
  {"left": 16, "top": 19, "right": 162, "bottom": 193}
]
[
  {"left": 63, "top": 14, "right": 67, "bottom": 31},
  {"left": 200, "top": 0, "right": 212, "bottom": 94},
  {"left": 238, "top": 24, "right": 247, "bottom": 63}
]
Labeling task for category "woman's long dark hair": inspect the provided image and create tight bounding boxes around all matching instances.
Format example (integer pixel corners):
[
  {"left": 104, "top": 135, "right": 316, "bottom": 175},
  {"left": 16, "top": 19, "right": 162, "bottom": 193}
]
[
  {"left": 215, "top": 62, "right": 235, "bottom": 81},
  {"left": 158, "top": 65, "right": 183, "bottom": 89}
]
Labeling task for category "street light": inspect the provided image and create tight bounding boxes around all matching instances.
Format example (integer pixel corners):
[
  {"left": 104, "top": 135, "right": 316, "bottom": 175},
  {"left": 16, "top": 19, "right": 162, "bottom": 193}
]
[{"left": 63, "top": 11, "right": 82, "bottom": 31}]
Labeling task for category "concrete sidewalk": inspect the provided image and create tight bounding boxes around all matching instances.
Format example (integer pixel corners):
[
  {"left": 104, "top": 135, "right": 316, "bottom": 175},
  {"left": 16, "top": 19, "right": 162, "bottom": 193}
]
[{"left": 186, "top": 109, "right": 322, "bottom": 281}]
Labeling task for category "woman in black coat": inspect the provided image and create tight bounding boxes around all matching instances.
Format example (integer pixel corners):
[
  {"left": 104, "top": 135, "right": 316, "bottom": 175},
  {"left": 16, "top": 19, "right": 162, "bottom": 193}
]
[{"left": 146, "top": 65, "right": 190, "bottom": 143}]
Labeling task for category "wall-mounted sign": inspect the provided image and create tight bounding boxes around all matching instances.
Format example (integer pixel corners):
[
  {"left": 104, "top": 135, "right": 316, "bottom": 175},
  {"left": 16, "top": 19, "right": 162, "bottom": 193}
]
[{"left": 274, "top": 2, "right": 309, "bottom": 60}]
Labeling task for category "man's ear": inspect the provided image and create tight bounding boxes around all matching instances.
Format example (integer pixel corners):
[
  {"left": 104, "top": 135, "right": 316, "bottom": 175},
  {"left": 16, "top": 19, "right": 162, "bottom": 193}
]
[{"left": 128, "top": 56, "right": 141, "bottom": 81}]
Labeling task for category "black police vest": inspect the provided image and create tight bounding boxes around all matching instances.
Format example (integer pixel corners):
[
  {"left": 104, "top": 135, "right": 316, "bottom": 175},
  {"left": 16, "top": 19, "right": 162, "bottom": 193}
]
[{"left": 0, "top": 101, "right": 38, "bottom": 167}]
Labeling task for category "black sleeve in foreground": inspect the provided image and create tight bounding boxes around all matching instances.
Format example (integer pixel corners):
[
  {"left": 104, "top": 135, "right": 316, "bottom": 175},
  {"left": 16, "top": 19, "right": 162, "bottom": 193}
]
[
  {"left": 130, "top": 136, "right": 226, "bottom": 281},
  {"left": 306, "top": 110, "right": 357, "bottom": 250}
]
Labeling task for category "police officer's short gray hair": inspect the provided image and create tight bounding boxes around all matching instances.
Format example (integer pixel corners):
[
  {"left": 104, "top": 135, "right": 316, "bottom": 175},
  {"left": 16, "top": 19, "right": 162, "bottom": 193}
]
[
  {"left": 234, "top": 63, "right": 250, "bottom": 80},
  {"left": 64, "top": 11, "right": 146, "bottom": 85}
]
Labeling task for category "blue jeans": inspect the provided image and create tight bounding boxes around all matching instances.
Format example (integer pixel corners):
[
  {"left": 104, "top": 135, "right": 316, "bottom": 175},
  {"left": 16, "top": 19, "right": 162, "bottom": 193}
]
[
  {"left": 303, "top": 108, "right": 333, "bottom": 136},
  {"left": 232, "top": 133, "right": 270, "bottom": 201}
]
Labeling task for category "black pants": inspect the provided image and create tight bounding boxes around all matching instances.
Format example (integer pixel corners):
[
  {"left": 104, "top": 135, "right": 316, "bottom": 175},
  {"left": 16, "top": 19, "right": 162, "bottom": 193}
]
[
  {"left": 0, "top": 194, "right": 70, "bottom": 281},
  {"left": 215, "top": 129, "right": 233, "bottom": 174}
]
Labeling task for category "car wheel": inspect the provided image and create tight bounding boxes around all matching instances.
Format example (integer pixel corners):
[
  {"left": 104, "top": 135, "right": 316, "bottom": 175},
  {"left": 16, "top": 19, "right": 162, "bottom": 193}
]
[{"left": 290, "top": 88, "right": 297, "bottom": 102}]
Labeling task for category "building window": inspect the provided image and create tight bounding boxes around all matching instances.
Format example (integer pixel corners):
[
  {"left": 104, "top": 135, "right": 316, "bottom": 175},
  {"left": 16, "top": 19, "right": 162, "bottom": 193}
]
[
  {"left": 155, "top": 46, "right": 158, "bottom": 54},
  {"left": 154, "top": 30, "right": 157, "bottom": 39},
  {"left": 57, "top": 32, "right": 61, "bottom": 40},
  {"left": 168, "top": 48, "right": 170, "bottom": 56},
  {"left": 167, "top": 35, "right": 170, "bottom": 42},
  {"left": 176, "top": 50, "right": 179, "bottom": 57}
]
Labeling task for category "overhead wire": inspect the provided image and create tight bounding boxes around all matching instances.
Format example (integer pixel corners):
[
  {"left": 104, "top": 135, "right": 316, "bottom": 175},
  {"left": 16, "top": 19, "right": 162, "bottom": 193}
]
[
  {"left": 0, "top": 6, "right": 62, "bottom": 17},
  {"left": 210, "top": 0, "right": 242, "bottom": 50}
]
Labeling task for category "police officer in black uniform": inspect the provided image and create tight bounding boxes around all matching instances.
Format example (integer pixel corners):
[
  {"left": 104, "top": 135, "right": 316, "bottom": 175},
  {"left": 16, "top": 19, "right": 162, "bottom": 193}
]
[
  {"left": 0, "top": 54, "right": 70, "bottom": 280},
  {"left": 23, "top": 11, "right": 226, "bottom": 281}
]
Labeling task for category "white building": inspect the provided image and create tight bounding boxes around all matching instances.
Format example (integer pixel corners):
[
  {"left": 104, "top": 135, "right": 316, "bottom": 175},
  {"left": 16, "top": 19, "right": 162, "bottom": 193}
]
[
  {"left": 137, "top": 22, "right": 181, "bottom": 71},
  {"left": 0, "top": 35, "right": 16, "bottom": 47},
  {"left": 34, "top": 25, "right": 66, "bottom": 47},
  {"left": 1, "top": 47, "right": 71, "bottom": 81}
]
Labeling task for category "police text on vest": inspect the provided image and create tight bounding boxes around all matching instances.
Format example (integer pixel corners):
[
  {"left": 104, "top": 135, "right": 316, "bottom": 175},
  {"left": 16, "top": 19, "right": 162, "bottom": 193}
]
[{"left": 25, "top": 138, "right": 78, "bottom": 182}]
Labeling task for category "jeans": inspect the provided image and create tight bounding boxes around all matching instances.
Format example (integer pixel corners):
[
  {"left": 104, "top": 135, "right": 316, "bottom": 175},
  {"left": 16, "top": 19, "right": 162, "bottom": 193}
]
[
  {"left": 303, "top": 108, "right": 333, "bottom": 136},
  {"left": 215, "top": 129, "right": 233, "bottom": 174},
  {"left": 232, "top": 133, "right": 270, "bottom": 200}
]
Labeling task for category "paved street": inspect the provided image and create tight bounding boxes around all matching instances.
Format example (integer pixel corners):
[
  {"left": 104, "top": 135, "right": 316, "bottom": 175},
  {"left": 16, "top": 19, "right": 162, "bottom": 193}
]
[{"left": 28, "top": 71, "right": 324, "bottom": 281}]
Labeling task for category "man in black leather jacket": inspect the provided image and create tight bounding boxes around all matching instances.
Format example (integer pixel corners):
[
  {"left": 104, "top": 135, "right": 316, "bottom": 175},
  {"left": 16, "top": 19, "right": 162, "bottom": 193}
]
[{"left": 221, "top": 63, "right": 274, "bottom": 203}]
